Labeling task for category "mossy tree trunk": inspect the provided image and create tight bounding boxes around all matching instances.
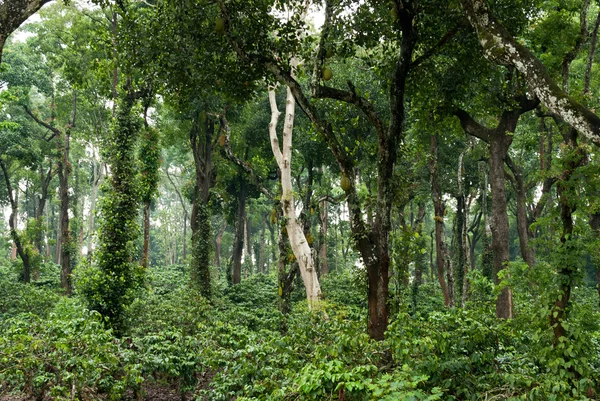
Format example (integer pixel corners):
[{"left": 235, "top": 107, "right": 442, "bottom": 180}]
[{"left": 189, "top": 116, "right": 215, "bottom": 297}]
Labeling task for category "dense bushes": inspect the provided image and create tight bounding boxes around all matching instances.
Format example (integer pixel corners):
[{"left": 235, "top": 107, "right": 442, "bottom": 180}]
[
  {"left": 1, "top": 264, "right": 600, "bottom": 400},
  {"left": 0, "top": 298, "right": 142, "bottom": 400}
]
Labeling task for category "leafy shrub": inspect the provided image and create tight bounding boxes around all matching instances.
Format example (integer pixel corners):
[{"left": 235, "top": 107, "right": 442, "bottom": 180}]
[
  {"left": 0, "top": 266, "right": 59, "bottom": 319},
  {"left": 0, "top": 297, "right": 142, "bottom": 400}
]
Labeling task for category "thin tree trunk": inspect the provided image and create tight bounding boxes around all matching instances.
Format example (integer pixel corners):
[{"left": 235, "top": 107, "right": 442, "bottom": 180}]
[
  {"left": 551, "top": 128, "right": 585, "bottom": 346},
  {"left": 506, "top": 158, "right": 536, "bottom": 267},
  {"left": 215, "top": 221, "right": 226, "bottom": 269},
  {"left": 590, "top": 214, "right": 600, "bottom": 305},
  {"left": 429, "top": 135, "right": 451, "bottom": 306},
  {"left": 141, "top": 200, "right": 151, "bottom": 269},
  {"left": 319, "top": 198, "right": 328, "bottom": 276},
  {"left": 488, "top": 137, "right": 512, "bottom": 318},
  {"left": 232, "top": 177, "right": 247, "bottom": 285},
  {"left": 58, "top": 128, "right": 72, "bottom": 295},
  {"left": 1, "top": 160, "right": 31, "bottom": 282},
  {"left": 258, "top": 216, "right": 266, "bottom": 273}
]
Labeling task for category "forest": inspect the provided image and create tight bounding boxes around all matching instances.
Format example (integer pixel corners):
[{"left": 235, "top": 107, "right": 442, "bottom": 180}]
[{"left": 1, "top": 0, "right": 600, "bottom": 399}]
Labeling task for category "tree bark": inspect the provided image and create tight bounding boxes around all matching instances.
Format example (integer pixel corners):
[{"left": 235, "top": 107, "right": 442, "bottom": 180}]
[
  {"left": 551, "top": 128, "right": 586, "bottom": 346},
  {"left": 165, "top": 169, "right": 189, "bottom": 263},
  {"left": 215, "top": 221, "right": 226, "bottom": 270},
  {"left": 318, "top": 198, "right": 329, "bottom": 276},
  {"left": 459, "top": 0, "right": 600, "bottom": 145},
  {"left": 141, "top": 200, "right": 151, "bottom": 269},
  {"left": 506, "top": 157, "right": 536, "bottom": 267},
  {"left": 189, "top": 115, "right": 214, "bottom": 296},
  {"left": 455, "top": 97, "right": 539, "bottom": 318},
  {"left": 1, "top": 159, "right": 31, "bottom": 282},
  {"left": 590, "top": 213, "right": 600, "bottom": 305},
  {"left": 258, "top": 216, "right": 266, "bottom": 273},
  {"left": 0, "top": 0, "right": 51, "bottom": 63},
  {"left": 232, "top": 176, "right": 247, "bottom": 285},
  {"left": 268, "top": 83, "right": 322, "bottom": 306},
  {"left": 429, "top": 135, "right": 451, "bottom": 306}
]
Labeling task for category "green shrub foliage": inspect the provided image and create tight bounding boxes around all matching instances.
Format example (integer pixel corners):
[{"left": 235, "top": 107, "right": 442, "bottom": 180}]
[{"left": 79, "top": 91, "right": 142, "bottom": 335}]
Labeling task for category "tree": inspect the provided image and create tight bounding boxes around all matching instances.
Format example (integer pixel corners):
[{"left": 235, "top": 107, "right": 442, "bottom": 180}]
[
  {"left": 455, "top": 95, "right": 539, "bottom": 318},
  {"left": 138, "top": 102, "right": 161, "bottom": 269},
  {"left": 268, "top": 82, "right": 322, "bottom": 306},
  {"left": 0, "top": 0, "right": 51, "bottom": 63},
  {"left": 86, "top": 87, "right": 142, "bottom": 334},
  {"left": 458, "top": 0, "right": 600, "bottom": 145}
]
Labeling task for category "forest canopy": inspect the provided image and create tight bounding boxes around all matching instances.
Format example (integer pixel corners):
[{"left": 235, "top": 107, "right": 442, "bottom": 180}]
[{"left": 1, "top": 0, "right": 600, "bottom": 400}]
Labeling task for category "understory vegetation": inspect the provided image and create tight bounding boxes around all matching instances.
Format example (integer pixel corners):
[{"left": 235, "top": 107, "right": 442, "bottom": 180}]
[{"left": 1, "top": 260, "right": 599, "bottom": 401}]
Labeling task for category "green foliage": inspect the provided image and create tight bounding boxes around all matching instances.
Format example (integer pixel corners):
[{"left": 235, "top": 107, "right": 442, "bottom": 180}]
[
  {"left": 81, "top": 91, "right": 142, "bottom": 335},
  {"left": 0, "top": 263, "right": 59, "bottom": 319},
  {"left": 138, "top": 126, "right": 162, "bottom": 203},
  {"left": 190, "top": 203, "right": 212, "bottom": 297},
  {"left": 0, "top": 298, "right": 142, "bottom": 400}
]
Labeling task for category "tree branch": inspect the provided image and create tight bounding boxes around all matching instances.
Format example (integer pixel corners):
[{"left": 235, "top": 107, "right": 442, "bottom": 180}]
[
  {"left": 23, "top": 105, "right": 61, "bottom": 137},
  {"left": 459, "top": 0, "right": 600, "bottom": 144},
  {"left": 411, "top": 24, "right": 461, "bottom": 69}
]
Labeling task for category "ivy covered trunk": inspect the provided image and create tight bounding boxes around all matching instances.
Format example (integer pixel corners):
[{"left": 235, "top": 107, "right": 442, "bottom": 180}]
[
  {"left": 92, "top": 90, "right": 141, "bottom": 335},
  {"left": 189, "top": 116, "right": 214, "bottom": 297},
  {"left": 551, "top": 128, "right": 584, "bottom": 345},
  {"left": 139, "top": 123, "right": 161, "bottom": 270},
  {"left": 190, "top": 203, "right": 211, "bottom": 297},
  {"left": 141, "top": 200, "right": 151, "bottom": 269}
]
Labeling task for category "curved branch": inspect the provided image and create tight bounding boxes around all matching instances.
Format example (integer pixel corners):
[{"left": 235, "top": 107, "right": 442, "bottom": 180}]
[{"left": 459, "top": 0, "right": 600, "bottom": 144}]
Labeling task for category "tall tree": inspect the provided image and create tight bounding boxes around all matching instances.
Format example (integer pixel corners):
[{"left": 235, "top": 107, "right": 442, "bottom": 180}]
[{"left": 268, "top": 82, "right": 322, "bottom": 306}]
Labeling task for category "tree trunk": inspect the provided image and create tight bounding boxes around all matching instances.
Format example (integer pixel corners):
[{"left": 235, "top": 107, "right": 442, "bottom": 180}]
[
  {"left": 258, "top": 216, "right": 266, "bottom": 273},
  {"left": 590, "top": 214, "right": 600, "bottom": 305},
  {"left": 277, "top": 213, "right": 298, "bottom": 318},
  {"left": 34, "top": 166, "right": 52, "bottom": 255},
  {"left": 87, "top": 155, "right": 101, "bottom": 255},
  {"left": 319, "top": 198, "right": 328, "bottom": 276},
  {"left": 245, "top": 214, "right": 252, "bottom": 266},
  {"left": 551, "top": 128, "right": 585, "bottom": 345},
  {"left": 268, "top": 84, "right": 322, "bottom": 307},
  {"left": 189, "top": 116, "right": 214, "bottom": 297},
  {"left": 141, "top": 200, "right": 151, "bottom": 269},
  {"left": 215, "top": 221, "right": 226, "bottom": 270},
  {"left": 488, "top": 136, "right": 513, "bottom": 319},
  {"left": 1, "top": 160, "right": 31, "bottom": 282},
  {"left": 58, "top": 129, "right": 72, "bottom": 295},
  {"left": 429, "top": 135, "right": 451, "bottom": 306},
  {"left": 232, "top": 177, "right": 247, "bottom": 285},
  {"left": 506, "top": 158, "right": 536, "bottom": 267},
  {"left": 455, "top": 98, "right": 539, "bottom": 318}
]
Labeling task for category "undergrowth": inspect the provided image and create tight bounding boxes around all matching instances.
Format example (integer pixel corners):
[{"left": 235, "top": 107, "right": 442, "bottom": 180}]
[{"left": 1, "top": 264, "right": 599, "bottom": 400}]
